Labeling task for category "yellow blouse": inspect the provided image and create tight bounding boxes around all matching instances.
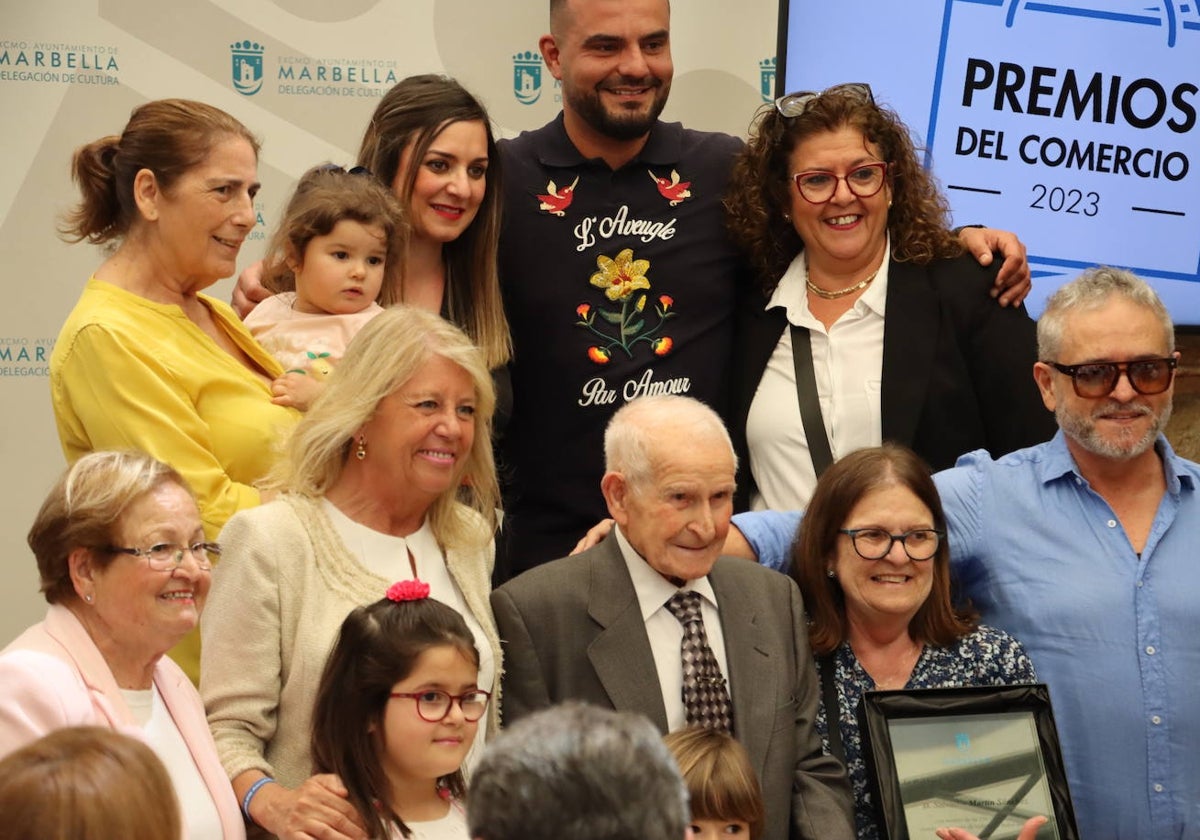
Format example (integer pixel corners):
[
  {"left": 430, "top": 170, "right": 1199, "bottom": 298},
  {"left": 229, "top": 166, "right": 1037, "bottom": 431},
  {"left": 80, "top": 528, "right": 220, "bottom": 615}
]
[{"left": 50, "top": 278, "right": 299, "bottom": 539}]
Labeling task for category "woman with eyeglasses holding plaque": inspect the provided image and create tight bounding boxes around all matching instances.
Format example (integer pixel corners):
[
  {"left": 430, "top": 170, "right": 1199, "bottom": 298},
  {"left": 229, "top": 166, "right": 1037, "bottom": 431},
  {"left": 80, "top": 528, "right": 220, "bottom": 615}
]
[
  {"left": 724, "top": 84, "right": 1055, "bottom": 512},
  {"left": 790, "top": 445, "right": 1037, "bottom": 840},
  {"left": 0, "top": 451, "right": 245, "bottom": 839}
]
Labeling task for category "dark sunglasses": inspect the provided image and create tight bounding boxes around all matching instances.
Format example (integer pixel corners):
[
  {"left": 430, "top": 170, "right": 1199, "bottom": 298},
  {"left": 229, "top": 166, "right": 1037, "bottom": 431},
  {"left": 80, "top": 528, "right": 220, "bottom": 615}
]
[{"left": 1045, "top": 357, "right": 1177, "bottom": 398}]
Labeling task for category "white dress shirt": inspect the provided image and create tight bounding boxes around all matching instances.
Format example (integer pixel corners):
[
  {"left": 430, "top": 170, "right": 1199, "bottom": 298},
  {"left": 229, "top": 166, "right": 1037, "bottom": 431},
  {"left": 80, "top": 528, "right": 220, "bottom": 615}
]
[{"left": 746, "top": 243, "right": 891, "bottom": 510}]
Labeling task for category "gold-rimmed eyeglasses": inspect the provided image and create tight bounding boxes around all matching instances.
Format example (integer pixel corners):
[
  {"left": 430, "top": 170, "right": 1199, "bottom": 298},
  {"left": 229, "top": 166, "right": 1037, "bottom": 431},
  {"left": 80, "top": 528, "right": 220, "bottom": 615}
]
[{"left": 106, "top": 542, "right": 220, "bottom": 571}]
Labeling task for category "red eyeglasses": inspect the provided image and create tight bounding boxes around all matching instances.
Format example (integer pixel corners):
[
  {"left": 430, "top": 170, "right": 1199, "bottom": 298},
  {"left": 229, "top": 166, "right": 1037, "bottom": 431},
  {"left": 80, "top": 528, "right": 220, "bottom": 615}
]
[
  {"left": 791, "top": 162, "right": 889, "bottom": 204},
  {"left": 389, "top": 689, "right": 491, "bottom": 722}
]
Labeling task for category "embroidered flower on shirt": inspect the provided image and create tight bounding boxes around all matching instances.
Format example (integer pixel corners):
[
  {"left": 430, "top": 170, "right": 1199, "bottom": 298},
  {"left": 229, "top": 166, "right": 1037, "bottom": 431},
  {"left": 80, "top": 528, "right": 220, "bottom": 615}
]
[
  {"left": 575, "top": 248, "right": 676, "bottom": 363},
  {"left": 590, "top": 249, "right": 651, "bottom": 301}
]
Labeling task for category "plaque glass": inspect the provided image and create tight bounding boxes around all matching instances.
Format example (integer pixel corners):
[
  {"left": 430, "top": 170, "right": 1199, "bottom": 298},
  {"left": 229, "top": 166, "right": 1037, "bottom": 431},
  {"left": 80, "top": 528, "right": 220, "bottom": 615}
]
[{"left": 859, "top": 684, "right": 1079, "bottom": 840}]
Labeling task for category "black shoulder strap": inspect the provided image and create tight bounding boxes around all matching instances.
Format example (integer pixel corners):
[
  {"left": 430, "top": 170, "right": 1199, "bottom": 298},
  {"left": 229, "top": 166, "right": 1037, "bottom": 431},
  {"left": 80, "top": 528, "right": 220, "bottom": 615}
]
[{"left": 790, "top": 325, "right": 833, "bottom": 477}]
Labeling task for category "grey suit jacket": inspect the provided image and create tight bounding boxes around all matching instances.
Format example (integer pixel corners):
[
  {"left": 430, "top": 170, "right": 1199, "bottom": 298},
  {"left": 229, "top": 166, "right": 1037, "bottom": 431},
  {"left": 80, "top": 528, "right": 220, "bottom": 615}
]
[{"left": 491, "top": 539, "right": 855, "bottom": 840}]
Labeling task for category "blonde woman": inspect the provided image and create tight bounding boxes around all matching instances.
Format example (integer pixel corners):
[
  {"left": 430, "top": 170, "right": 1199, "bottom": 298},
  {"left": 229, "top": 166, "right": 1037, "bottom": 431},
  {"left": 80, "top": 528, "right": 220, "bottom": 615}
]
[{"left": 201, "top": 306, "right": 501, "bottom": 840}]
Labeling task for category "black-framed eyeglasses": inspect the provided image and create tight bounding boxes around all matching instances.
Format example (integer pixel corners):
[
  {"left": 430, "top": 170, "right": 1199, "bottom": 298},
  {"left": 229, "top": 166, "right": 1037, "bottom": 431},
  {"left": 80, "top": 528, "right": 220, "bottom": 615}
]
[
  {"left": 775, "top": 82, "right": 874, "bottom": 118},
  {"left": 106, "top": 542, "right": 220, "bottom": 571},
  {"left": 1045, "top": 357, "right": 1177, "bottom": 398},
  {"left": 389, "top": 689, "right": 491, "bottom": 723},
  {"left": 792, "top": 162, "right": 889, "bottom": 204},
  {"left": 839, "top": 528, "right": 943, "bottom": 561}
]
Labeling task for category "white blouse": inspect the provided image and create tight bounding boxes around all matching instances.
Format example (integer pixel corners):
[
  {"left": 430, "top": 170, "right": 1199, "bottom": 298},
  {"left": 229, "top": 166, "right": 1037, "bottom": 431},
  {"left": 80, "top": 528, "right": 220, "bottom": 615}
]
[
  {"left": 121, "top": 686, "right": 224, "bottom": 840},
  {"left": 746, "top": 244, "right": 891, "bottom": 510},
  {"left": 323, "top": 500, "right": 497, "bottom": 767},
  {"left": 387, "top": 799, "right": 469, "bottom": 840}
]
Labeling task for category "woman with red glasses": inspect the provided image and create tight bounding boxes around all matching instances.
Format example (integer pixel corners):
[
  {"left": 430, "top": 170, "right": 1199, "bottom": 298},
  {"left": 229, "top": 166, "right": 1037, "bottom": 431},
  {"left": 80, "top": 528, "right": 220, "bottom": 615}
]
[
  {"left": 308, "top": 584, "right": 489, "bottom": 840},
  {"left": 724, "top": 84, "right": 1055, "bottom": 511}
]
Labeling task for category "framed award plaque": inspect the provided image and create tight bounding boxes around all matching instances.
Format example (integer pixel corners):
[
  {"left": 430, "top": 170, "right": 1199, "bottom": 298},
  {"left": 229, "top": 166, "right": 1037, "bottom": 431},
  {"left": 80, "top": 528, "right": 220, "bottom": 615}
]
[{"left": 859, "top": 684, "right": 1079, "bottom": 840}]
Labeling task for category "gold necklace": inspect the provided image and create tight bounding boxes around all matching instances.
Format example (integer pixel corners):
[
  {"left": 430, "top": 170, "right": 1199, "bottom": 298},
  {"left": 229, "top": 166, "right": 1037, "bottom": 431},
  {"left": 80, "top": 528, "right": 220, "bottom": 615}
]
[{"left": 806, "top": 268, "right": 879, "bottom": 300}]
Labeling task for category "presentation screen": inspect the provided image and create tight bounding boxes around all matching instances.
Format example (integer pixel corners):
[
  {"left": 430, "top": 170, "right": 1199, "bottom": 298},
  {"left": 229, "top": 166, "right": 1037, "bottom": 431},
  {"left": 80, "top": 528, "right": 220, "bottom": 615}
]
[{"left": 777, "top": 0, "right": 1200, "bottom": 324}]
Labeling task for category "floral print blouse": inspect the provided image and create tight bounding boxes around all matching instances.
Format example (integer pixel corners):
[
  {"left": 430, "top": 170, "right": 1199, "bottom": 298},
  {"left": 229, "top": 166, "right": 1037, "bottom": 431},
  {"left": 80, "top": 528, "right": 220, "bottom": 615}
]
[{"left": 815, "top": 625, "right": 1038, "bottom": 840}]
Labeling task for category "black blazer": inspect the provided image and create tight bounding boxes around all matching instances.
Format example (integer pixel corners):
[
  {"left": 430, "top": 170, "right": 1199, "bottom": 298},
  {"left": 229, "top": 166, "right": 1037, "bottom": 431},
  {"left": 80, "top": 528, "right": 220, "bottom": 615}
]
[{"left": 731, "top": 254, "right": 1057, "bottom": 508}]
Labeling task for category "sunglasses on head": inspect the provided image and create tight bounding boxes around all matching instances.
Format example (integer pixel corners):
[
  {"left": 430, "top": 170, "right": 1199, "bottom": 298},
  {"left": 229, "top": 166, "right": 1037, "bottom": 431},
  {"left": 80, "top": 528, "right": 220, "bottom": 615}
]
[{"left": 774, "top": 83, "right": 874, "bottom": 118}]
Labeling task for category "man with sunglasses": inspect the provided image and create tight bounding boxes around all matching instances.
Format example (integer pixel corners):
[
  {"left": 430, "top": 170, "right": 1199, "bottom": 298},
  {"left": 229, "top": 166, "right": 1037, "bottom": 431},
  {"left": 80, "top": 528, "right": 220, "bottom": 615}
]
[
  {"left": 492, "top": 0, "right": 1033, "bottom": 583},
  {"left": 735, "top": 266, "right": 1198, "bottom": 840},
  {"left": 939, "top": 265, "right": 1195, "bottom": 840}
]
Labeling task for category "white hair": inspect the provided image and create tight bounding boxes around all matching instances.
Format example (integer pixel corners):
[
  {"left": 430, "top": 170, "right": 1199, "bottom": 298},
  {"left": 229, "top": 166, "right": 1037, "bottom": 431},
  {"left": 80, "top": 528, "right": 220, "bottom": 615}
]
[
  {"left": 1038, "top": 266, "right": 1174, "bottom": 360},
  {"left": 603, "top": 395, "right": 736, "bottom": 488}
]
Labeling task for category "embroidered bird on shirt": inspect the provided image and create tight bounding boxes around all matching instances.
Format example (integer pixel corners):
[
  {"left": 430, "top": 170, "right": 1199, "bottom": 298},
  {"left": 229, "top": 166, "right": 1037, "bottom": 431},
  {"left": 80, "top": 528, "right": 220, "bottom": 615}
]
[
  {"left": 537, "top": 176, "right": 580, "bottom": 216},
  {"left": 649, "top": 169, "right": 691, "bottom": 205}
]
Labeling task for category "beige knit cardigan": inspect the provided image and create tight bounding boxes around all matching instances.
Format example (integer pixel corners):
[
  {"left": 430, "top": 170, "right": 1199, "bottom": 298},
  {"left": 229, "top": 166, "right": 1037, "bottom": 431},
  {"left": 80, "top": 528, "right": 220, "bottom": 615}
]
[{"left": 200, "top": 493, "right": 501, "bottom": 789}]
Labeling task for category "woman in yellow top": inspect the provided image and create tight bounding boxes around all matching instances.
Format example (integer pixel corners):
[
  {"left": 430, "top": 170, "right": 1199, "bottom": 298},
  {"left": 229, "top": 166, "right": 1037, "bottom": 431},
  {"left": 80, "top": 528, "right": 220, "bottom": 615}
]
[{"left": 51, "top": 99, "right": 298, "bottom": 679}]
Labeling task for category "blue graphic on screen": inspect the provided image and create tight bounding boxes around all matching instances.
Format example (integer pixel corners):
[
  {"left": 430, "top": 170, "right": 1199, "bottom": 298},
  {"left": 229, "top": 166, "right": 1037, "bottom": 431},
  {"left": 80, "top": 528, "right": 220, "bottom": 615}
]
[
  {"left": 930, "top": 0, "right": 1198, "bottom": 281},
  {"left": 1003, "top": 0, "right": 1200, "bottom": 47},
  {"left": 778, "top": 0, "right": 1200, "bottom": 322}
]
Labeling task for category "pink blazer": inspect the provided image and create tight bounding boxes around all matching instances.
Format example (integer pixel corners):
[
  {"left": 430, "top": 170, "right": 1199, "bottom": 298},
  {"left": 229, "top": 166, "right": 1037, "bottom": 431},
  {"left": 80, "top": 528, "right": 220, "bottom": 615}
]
[{"left": 0, "top": 604, "right": 245, "bottom": 839}]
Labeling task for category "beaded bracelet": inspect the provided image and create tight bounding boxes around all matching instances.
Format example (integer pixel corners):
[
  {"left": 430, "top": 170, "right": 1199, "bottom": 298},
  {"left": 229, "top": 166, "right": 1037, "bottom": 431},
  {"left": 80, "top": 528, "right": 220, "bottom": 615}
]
[{"left": 241, "top": 776, "right": 275, "bottom": 823}]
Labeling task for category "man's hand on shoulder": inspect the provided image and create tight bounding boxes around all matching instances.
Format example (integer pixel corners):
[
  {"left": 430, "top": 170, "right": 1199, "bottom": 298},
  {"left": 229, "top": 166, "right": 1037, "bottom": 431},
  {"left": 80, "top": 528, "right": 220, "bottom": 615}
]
[
  {"left": 232, "top": 259, "right": 270, "bottom": 318},
  {"left": 958, "top": 226, "right": 1031, "bottom": 307},
  {"left": 571, "top": 518, "right": 614, "bottom": 554}
]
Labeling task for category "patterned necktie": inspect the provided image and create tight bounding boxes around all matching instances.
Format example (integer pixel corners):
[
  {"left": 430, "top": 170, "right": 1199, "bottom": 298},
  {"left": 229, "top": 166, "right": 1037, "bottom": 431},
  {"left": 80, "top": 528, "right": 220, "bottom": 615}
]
[{"left": 665, "top": 590, "right": 734, "bottom": 733}]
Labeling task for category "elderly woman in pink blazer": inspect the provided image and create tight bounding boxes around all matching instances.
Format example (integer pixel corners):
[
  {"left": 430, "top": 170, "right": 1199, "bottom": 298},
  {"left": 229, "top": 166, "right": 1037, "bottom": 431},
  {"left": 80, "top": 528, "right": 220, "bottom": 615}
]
[{"left": 0, "top": 451, "right": 243, "bottom": 839}]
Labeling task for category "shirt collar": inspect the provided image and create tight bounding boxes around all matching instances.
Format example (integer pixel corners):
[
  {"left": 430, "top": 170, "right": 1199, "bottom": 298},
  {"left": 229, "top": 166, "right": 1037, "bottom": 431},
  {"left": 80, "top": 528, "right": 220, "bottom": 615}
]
[
  {"left": 1039, "top": 429, "right": 1192, "bottom": 495},
  {"left": 1036, "top": 431, "right": 1080, "bottom": 485},
  {"left": 534, "top": 112, "right": 681, "bottom": 169},
  {"left": 766, "top": 239, "right": 891, "bottom": 323},
  {"left": 615, "top": 525, "right": 718, "bottom": 622}
]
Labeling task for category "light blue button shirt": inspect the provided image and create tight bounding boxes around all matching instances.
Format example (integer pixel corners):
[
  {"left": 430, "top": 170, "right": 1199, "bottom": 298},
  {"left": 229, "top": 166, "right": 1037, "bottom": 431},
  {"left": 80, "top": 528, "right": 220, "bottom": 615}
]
[{"left": 734, "top": 432, "right": 1200, "bottom": 839}]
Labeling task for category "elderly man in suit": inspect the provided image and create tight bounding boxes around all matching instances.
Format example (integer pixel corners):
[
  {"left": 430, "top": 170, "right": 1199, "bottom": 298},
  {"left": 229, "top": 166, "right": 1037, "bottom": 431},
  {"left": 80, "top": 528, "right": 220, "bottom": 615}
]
[{"left": 491, "top": 394, "right": 854, "bottom": 840}]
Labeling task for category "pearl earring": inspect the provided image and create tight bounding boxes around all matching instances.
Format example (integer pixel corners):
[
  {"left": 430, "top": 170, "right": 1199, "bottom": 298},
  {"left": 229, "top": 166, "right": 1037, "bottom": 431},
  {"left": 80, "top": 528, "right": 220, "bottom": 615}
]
[{"left": 355, "top": 435, "right": 367, "bottom": 461}]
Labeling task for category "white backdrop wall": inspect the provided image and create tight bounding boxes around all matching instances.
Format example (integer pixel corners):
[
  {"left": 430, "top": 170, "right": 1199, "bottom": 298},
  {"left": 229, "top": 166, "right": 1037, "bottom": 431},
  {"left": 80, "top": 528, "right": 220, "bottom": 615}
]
[{"left": 0, "top": 1, "right": 778, "bottom": 645}]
